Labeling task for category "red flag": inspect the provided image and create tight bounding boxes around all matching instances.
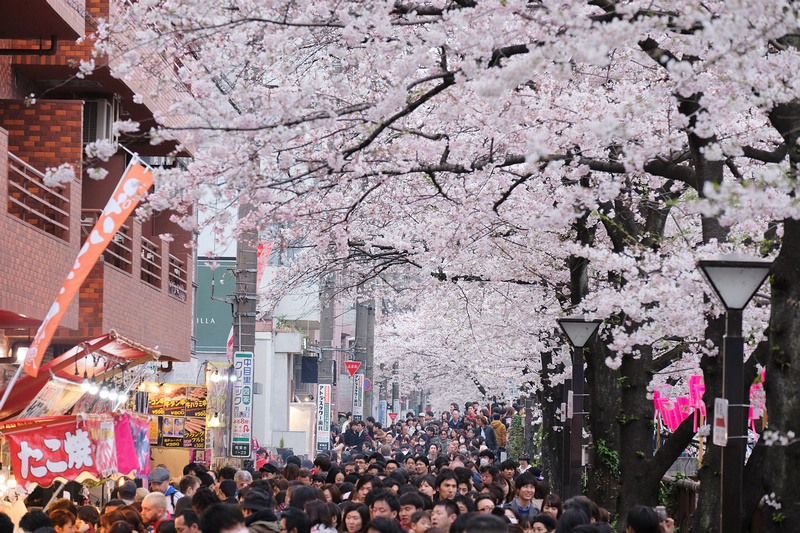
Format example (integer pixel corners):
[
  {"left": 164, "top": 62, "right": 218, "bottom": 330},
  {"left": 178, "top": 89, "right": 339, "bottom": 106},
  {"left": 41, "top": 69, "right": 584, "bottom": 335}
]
[
  {"left": 257, "top": 241, "right": 273, "bottom": 289},
  {"left": 23, "top": 162, "right": 154, "bottom": 376}
]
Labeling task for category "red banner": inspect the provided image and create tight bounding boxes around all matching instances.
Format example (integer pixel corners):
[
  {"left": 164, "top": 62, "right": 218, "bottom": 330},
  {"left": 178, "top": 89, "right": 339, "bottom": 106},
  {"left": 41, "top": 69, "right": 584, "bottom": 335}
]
[
  {"left": 23, "top": 162, "right": 154, "bottom": 376},
  {"left": 115, "top": 412, "right": 152, "bottom": 477},
  {"left": 6, "top": 415, "right": 118, "bottom": 487}
]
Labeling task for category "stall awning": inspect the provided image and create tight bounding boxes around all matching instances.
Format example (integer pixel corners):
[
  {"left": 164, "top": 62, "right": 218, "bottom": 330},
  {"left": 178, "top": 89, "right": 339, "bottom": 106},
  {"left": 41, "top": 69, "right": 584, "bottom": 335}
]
[{"left": 0, "top": 331, "right": 172, "bottom": 421}]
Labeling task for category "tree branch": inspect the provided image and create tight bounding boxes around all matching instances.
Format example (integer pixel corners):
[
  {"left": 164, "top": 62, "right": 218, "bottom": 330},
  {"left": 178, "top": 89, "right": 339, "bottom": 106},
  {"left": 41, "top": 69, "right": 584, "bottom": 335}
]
[
  {"left": 742, "top": 143, "right": 788, "bottom": 163},
  {"left": 342, "top": 74, "right": 456, "bottom": 158},
  {"left": 489, "top": 45, "right": 530, "bottom": 68}
]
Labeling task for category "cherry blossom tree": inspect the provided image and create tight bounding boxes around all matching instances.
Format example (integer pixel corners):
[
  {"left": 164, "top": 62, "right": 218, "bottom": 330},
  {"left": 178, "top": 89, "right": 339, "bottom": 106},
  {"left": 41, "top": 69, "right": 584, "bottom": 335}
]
[{"left": 79, "top": 0, "right": 800, "bottom": 529}]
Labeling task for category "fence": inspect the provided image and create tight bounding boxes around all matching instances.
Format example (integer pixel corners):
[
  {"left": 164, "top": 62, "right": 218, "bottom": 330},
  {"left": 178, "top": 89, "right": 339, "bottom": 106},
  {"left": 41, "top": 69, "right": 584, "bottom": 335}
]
[{"left": 8, "top": 152, "right": 70, "bottom": 240}]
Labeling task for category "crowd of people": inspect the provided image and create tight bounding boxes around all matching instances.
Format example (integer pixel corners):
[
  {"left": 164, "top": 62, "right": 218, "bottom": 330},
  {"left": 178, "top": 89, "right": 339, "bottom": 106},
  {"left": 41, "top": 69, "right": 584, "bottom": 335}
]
[{"left": 0, "top": 403, "right": 673, "bottom": 533}]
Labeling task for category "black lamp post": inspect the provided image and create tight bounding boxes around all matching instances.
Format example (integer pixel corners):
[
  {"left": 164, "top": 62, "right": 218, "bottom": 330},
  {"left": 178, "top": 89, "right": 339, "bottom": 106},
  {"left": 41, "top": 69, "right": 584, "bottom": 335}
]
[
  {"left": 558, "top": 316, "right": 602, "bottom": 498},
  {"left": 697, "top": 253, "right": 772, "bottom": 533}
]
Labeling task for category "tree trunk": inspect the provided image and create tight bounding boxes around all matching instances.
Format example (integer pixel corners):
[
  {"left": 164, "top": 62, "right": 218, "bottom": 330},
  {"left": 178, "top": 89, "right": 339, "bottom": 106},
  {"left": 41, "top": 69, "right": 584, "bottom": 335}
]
[
  {"left": 762, "top": 218, "right": 800, "bottom": 531},
  {"left": 539, "top": 347, "right": 566, "bottom": 495},
  {"left": 585, "top": 342, "right": 622, "bottom": 516},
  {"left": 691, "top": 314, "right": 725, "bottom": 533}
]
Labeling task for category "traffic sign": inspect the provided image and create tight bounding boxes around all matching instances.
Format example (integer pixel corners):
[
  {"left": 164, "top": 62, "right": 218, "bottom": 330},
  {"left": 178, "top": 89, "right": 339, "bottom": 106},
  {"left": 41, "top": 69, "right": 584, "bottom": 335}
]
[
  {"left": 388, "top": 412, "right": 398, "bottom": 422},
  {"left": 345, "top": 361, "right": 362, "bottom": 377},
  {"left": 364, "top": 378, "right": 372, "bottom": 391}
]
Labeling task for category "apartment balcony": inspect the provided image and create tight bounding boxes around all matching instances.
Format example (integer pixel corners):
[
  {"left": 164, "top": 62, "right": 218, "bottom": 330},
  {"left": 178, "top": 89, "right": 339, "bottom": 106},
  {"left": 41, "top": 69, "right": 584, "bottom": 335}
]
[
  {"left": 0, "top": 125, "right": 82, "bottom": 331},
  {"left": 7, "top": 0, "right": 190, "bottom": 157},
  {"left": 76, "top": 207, "right": 192, "bottom": 361},
  {"left": 0, "top": 0, "right": 84, "bottom": 42},
  {"left": 0, "top": 126, "right": 192, "bottom": 362}
]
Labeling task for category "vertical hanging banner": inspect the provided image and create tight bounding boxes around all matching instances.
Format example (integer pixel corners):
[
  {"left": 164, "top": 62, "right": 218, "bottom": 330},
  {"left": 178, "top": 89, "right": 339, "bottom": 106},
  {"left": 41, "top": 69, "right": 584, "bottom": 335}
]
[
  {"left": 24, "top": 161, "right": 154, "bottom": 376},
  {"left": 379, "top": 400, "right": 387, "bottom": 426},
  {"left": 256, "top": 241, "right": 273, "bottom": 289},
  {"left": 352, "top": 374, "right": 364, "bottom": 421},
  {"left": 115, "top": 412, "right": 151, "bottom": 477},
  {"left": 231, "top": 351, "right": 253, "bottom": 457},
  {"left": 316, "top": 383, "right": 331, "bottom": 453}
]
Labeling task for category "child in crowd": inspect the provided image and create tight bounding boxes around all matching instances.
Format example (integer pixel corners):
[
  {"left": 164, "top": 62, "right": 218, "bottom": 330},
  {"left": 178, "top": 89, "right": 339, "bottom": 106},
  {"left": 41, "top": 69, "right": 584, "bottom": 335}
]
[{"left": 410, "top": 511, "right": 431, "bottom": 533}]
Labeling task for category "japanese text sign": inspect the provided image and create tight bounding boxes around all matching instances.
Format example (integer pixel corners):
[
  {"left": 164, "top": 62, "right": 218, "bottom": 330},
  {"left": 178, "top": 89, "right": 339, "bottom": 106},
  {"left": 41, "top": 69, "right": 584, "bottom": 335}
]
[
  {"left": 352, "top": 374, "right": 364, "bottom": 420},
  {"left": 316, "top": 384, "right": 331, "bottom": 453},
  {"left": 7, "top": 415, "right": 119, "bottom": 486},
  {"left": 231, "top": 351, "right": 253, "bottom": 457}
]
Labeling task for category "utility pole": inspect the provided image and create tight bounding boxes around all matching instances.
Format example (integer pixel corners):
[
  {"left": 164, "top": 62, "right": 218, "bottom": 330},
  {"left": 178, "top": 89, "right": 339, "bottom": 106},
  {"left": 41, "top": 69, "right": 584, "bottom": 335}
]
[
  {"left": 354, "top": 302, "right": 368, "bottom": 421},
  {"left": 234, "top": 206, "right": 257, "bottom": 355},
  {"left": 364, "top": 302, "right": 375, "bottom": 418},
  {"left": 315, "top": 276, "right": 336, "bottom": 454},
  {"left": 231, "top": 205, "right": 257, "bottom": 462}
]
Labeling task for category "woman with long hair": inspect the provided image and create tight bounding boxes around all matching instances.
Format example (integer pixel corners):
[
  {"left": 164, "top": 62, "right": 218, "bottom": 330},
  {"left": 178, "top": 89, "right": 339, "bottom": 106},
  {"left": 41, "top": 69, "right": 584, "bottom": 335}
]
[
  {"left": 351, "top": 475, "right": 380, "bottom": 503},
  {"left": 283, "top": 463, "right": 300, "bottom": 481},
  {"left": 325, "top": 466, "right": 343, "bottom": 485},
  {"left": 305, "top": 501, "right": 336, "bottom": 533}
]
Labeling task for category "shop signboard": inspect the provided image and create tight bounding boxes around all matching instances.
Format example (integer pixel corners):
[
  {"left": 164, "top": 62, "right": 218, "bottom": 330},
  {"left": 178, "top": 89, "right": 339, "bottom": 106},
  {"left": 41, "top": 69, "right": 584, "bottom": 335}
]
[
  {"left": 4, "top": 413, "right": 154, "bottom": 486},
  {"left": 316, "top": 383, "right": 331, "bottom": 453},
  {"left": 143, "top": 383, "right": 207, "bottom": 449},
  {"left": 231, "top": 352, "right": 253, "bottom": 457},
  {"left": 164, "top": 387, "right": 186, "bottom": 416},
  {"left": 17, "top": 379, "right": 87, "bottom": 418},
  {"left": 195, "top": 259, "right": 236, "bottom": 353},
  {"left": 352, "top": 374, "right": 364, "bottom": 421},
  {"left": 186, "top": 387, "right": 208, "bottom": 418},
  {"left": 379, "top": 400, "right": 387, "bottom": 426}
]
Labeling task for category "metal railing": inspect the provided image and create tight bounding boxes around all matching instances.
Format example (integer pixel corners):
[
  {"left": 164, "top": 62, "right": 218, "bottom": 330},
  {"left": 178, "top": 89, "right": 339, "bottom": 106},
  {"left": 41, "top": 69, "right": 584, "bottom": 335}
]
[
  {"left": 8, "top": 152, "right": 70, "bottom": 240},
  {"left": 168, "top": 253, "right": 187, "bottom": 301},
  {"left": 81, "top": 209, "right": 133, "bottom": 273},
  {"left": 140, "top": 236, "right": 162, "bottom": 288}
]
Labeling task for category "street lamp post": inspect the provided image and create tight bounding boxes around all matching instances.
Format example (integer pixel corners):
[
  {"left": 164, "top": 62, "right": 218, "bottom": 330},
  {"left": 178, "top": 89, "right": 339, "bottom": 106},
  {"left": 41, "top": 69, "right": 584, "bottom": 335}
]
[
  {"left": 558, "top": 316, "right": 602, "bottom": 498},
  {"left": 697, "top": 253, "right": 772, "bottom": 533}
]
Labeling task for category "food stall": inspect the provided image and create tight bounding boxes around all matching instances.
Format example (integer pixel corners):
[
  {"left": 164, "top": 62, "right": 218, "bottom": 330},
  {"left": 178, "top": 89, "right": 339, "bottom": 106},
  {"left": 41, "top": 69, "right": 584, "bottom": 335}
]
[{"left": 0, "top": 331, "right": 174, "bottom": 509}]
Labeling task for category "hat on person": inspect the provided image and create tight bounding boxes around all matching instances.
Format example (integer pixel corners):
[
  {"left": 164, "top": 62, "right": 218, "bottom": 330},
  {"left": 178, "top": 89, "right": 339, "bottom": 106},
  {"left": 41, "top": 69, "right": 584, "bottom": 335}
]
[
  {"left": 240, "top": 490, "right": 270, "bottom": 511},
  {"left": 149, "top": 466, "right": 171, "bottom": 483},
  {"left": 286, "top": 455, "right": 302, "bottom": 467},
  {"left": 260, "top": 463, "right": 279, "bottom": 474},
  {"left": 519, "top": 453, "right": 530, "bottom": 461},
  {"left": 119, "top": 480, "right": 137, "bottom": 499}
]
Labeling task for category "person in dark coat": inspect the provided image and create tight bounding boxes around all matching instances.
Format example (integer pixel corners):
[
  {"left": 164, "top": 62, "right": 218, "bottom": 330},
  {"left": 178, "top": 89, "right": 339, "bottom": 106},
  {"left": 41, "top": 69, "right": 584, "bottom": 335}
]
[
  {"left": 476, "top": 416, "right": 498, "bottom": 451},
  {"left": 241, "top": 491, "right": 279, "bottom": 533}
]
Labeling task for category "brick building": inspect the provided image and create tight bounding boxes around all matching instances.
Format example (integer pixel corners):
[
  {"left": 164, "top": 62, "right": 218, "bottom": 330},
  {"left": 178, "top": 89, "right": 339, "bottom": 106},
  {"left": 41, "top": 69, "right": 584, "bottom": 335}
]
[{"left": 0, "top": 0, "right": 193, "bottom": 384}]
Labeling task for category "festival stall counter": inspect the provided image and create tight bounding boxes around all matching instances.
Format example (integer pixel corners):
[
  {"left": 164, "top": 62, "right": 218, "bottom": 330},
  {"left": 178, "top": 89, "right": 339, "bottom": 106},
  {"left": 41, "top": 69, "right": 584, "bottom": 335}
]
[
  {"left": 0, "top": 412, "right": 151, "bottom": 488},
  {"left": 0, "top": 331, "right": 179, "bottom": 508}
]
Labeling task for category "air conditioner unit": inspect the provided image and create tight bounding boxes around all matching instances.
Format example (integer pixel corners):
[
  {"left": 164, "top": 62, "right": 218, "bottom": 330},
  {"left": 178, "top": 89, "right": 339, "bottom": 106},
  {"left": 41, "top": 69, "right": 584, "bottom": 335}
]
[{"left": 83, "top": 98, "right": 119, "bottom": 143}]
